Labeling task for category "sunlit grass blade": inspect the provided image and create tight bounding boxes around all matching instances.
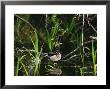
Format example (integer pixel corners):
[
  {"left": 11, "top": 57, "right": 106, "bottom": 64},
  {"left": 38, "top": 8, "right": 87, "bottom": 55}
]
[
  {"left": 16, "top": 55, "right": 26, "bottom": 76},
  {"left": 30, "top": 37, "right": 36, "bottom": 50},
  {"left": 92, "top": 40, "right": 97, "bottom": 75},
  {"left": 92, "top": 40, "right": 96, "bottom": 64},
  {"left": 80, "top": 35, "right": 84, "bottom": 66},
  {"left": 35, "top": 31, "right": 38, "bottom": 54},
  {"left": 16, "top": 58, "right": 20, "bottom": 76},
  {"left": 92, "top": 40, "right": 95, "bottom": 64},
  {"left": 46, "top": 29, "right": 52, "bottom": 51},
  {"left": 34, "top": 57, "right": 39, "bottom": 76},
  {"left": 80, "top": 51, "right": 84, "bottom": 65},
  {"left": 69, "top": 17, "right": 76, "bottom": 32},
  {"left": 93, "top": 62, "right": 97, "bottom": 76},
  {"left": 30, "top": 31, "right": 41, "bottom": 76},
  {"left": 80, "top": 68, "right": 84, "bottom": 76},
  {"left": 20, "top": 62, "right": 29, "bottom": 76},
  {"left": 30, "top": 31, "right": 38, "bottom": 54}
]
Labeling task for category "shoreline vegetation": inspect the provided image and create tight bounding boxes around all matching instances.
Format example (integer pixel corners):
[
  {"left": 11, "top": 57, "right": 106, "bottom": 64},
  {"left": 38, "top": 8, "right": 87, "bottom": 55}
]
[{"left": 14, "top": 14, "right": 97, "bottom": 76}]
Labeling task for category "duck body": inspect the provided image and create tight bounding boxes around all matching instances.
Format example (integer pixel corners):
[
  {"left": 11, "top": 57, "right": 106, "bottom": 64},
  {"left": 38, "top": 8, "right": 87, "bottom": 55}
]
[
  {"left": 43, "top": 51, "right": 61, "bottom": 61},
  {"left": 49, "top": 52, "right": 61, "bottom": 61}
]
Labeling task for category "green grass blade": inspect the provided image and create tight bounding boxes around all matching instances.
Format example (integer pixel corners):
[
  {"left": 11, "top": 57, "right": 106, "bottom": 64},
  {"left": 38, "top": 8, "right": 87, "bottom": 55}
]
[
  {"left": 35, "top": 31, "right": 38, "bottom": 54},
  {"left": 92, "top": 40, "right": 95, "bottom": 64},
  {"left": 92, "top": 40, "right": 97, "bottom": 75},
  {"left": 23, "top": 47, "right": 36, "bottom": 59},
  {"left": 30, "top": 31, "right": 38, "bottom": 54},
  {"left": 30, "top": 36, "right": 36, "bottom": 51},
  {"left": 16, "top": 58, "right": 20, "bottom": 76},
  {"left": 69, "top": 17, "right": 75, "bottom": 32},
  {"left": 34, "top": 63, "right": 39, "bottom": 75},
  {"left": 46, "top": 29, "right": 52, "bottom": 51},
  {"left": 80, "top": 68, "right": 83, "bottom": 76},
  {"left": 16, "top": 55, "right": 26, "bottom": 76},
  {"left": 80, "top": 51, "right": 84, "bottom": 65},
  {"left": 20, "top": 62, "right": 29, "bottom": 76}
]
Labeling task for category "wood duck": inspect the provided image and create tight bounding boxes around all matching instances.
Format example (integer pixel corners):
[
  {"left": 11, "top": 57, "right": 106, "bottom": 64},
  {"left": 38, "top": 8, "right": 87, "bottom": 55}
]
[{"left": 43, "top": 50, "right": 61, "bottom": 61}]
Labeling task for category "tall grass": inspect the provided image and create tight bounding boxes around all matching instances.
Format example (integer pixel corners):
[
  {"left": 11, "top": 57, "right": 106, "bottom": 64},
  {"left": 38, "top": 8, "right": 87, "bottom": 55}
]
[
  {"left": 46, "top": 14, "right": 60, "bottom": 51},
  {"left": 30, "top": 31, "right": 43, "bottom": 76},
  {"left": 16, "top": 55, "right": 27, "bottom": 76},
  {"left": 92, "top": 40, "right": 97, "bottom": 75},
  {"left": 14, "top": 14, "right": 97, "bottom": 76},
  {"left": 15, "top": 14, "right": 43, "bottom": 76}
]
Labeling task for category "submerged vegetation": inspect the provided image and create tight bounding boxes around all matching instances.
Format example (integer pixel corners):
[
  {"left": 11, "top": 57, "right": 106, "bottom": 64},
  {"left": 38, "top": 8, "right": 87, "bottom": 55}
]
[{"left": 14, "top": 14, "right": 97, "bottom": 76}]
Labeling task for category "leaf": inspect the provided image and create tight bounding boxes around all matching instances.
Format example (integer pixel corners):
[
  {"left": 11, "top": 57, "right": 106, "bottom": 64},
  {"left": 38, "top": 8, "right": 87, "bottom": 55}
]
[
  {"left": 20, "top": 62, "right": 28, "bottom": 76},
  {"left": 16, "top": 55, "right": 26, "bottom": 76},
  {"left": 35, "top": 31, "right": 38, "bottom": 54},
  {"left": 30, "top": 31, "right": 38, "bottom": 54},
  {"left": 92, "top": 40, "right": 95, "bottom": 64},
  {"left": 46, "top": 29, "right": 52, "bottom": 51}
]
